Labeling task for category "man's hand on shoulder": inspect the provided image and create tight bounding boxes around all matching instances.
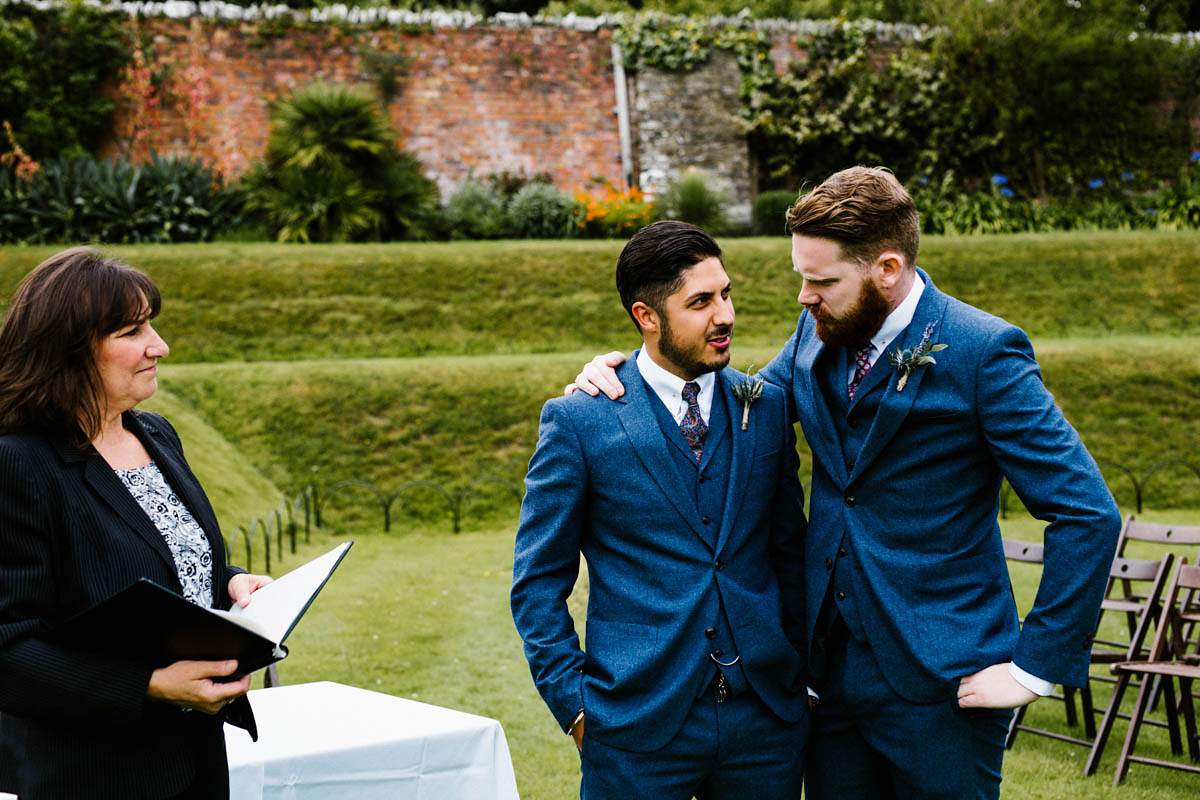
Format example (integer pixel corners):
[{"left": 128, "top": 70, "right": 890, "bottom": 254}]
[
  {"left": 564, "top": 352, "right": 628, "bottom": 399},
  {"left": 957, "top": 663, "right": 1038, "bottom": 709}
]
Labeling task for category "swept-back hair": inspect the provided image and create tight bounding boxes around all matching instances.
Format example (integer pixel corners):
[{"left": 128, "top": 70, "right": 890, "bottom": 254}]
[
  {"left": 0, "top": 247, "right": 161, "bottom": 444},
  {"left": 615, "top": 220, "right": 723, "bottom": 333},
  {"left": 786, "top": 166, "right": 920, "bottom": 269}
]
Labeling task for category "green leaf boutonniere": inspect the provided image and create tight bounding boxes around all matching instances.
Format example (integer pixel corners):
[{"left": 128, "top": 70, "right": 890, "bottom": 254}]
[
  {"left": 732, "top": 368, "right": 765, "bottom": 431},
  {"left": 887, "top": 322, "right": 948, "bottom": 392}
]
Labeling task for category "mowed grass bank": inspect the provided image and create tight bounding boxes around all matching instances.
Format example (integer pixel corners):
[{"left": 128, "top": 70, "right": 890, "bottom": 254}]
[
  {"left": 0, "top": 231, "right": 1196, "bottom": 362},
  {"left": 157, "top": 337, "right": 1200, "bottom": 526}
]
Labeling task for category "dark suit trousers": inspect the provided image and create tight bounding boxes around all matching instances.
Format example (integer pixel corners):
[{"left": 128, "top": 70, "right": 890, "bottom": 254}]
[
  {"left": 805, "top": 619, "right": 1012, "bottom": 800},
  {"left": 579, "top": 682, "right": 807, "bottom": 800}
]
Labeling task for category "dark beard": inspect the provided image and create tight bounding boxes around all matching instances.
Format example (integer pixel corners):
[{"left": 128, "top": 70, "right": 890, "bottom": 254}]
[
  {"left": 810, "top": 278, "right": 890, "bottom": 351},
  {"left": 658, "top": 312, "right": 732, "bottom": 379}
]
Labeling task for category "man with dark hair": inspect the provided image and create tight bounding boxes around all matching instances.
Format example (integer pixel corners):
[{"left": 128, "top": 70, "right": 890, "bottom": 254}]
[
  {"left": 571, "top": 168, "right": 1121, "bottom": 799},
  {"left": 511, "top": 220, "right": 810, "bottom": 799}
]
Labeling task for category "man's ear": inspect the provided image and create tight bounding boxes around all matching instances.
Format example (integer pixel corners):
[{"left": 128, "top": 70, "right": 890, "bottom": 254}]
[
  {"left": 872, "top": 250, "right": 906, "bottom": 290},
  {"left": 631, "top": 301, "right": 659, "bottom": 335}
]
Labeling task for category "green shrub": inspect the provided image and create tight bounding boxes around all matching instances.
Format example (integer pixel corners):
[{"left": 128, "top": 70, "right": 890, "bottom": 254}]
[
  {"left": 0, "top": 3, "right": 129, "bottom": 161},
  {"left": 442, "top": 178, "right": 509, "bottom": 240},
  {"left": 658, "top": 168, "right": 729, "bottom": 235},
  {"left": 1151, "top": 163, "right": 1200, "bottom": 229},
  {"left": 506, "top": 182, "right": 577, "bottom": 239},
  {"left": 241, "top": 82, "right": 438, "bottom": 243},
  {"left": 751, "top": 189, "right": 796, "bottom": 236},
  {"left": 0, "top": 152, "right": 241, "bottom": 244},
  {"left": 485, "top": 169, "right": 554, "bottom": 204}
]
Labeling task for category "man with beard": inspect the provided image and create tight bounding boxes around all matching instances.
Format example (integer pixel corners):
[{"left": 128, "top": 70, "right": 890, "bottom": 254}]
[
  {"left": 511, "top": 221, "right": 811, "bottom": 799},
  {"left": 569, "top": 167, "right": 1120, "bottom": 799}
]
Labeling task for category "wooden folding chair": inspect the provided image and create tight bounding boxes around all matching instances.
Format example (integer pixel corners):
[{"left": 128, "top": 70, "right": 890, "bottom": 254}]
[
  {"left": 1107, "top": 517, "right": 1200, "bottom": 720},
  {"left": 1003, "top": 548, "right": 1174, "bottom": 773},
  {"left": 1104, "top": 560, "right": 1200, "bottom": 785}
]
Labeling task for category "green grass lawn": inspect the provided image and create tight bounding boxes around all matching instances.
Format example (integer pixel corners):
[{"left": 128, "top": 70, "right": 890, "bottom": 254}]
[
  {"left": 264, "top": 513, "right": 1200, "bottom": 800},
  {"left": 12, "top": 231, "right": 1190, "bottom": 798}
]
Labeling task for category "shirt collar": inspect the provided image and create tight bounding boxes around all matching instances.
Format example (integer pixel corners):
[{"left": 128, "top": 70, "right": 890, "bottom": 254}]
[
  {"left": 870, "top": 272, "right": 926, "bottom": 356},
  {"left": 635, "top": 347, "right": 716, "bottom": 423}
]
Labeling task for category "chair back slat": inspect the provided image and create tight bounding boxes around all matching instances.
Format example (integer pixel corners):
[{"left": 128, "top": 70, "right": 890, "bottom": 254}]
[
  {"left": 1003, "top": 538, "right": 1044, "bottom": 564},
  {"left": 1120, "top": 515, "right": 1200, "bottom": 549}
]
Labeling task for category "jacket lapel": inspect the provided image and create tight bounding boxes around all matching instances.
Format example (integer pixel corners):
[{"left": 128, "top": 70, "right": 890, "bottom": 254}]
[
  {"left": 57, "top": 431, "right": 179, "bottom": 580},
  {"left": 131, "top": 413, "right": 221, "bottom": 540},
  {"left": 849, "top": 273, "right": 950, "bottom": 482},
  {"left": 615, "top": 360, "right": 707, "bottom": 542},
  {"left": 793, "top": 316, "right": 850, "bottom": 486},
  {"left": 714, "top": 369, "right": 753, "bottom": 556}
]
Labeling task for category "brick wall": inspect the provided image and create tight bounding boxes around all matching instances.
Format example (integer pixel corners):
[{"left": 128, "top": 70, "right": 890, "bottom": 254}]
[{"left": 103, "top": 18, "right": 625, "bottom": 198}]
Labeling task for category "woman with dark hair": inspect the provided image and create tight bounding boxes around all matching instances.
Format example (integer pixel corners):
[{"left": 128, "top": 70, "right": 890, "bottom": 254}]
[{"left": 0, "top": 247, "right": 271, "bottom": 799}]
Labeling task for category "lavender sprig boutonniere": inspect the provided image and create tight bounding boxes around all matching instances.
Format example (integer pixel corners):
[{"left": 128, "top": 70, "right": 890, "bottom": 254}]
[
  {"left": 732, "top": 368, "right": 765, "bottom": 431},
  {"left": 887, "top": 322, "right": 948, "bottom": 392}
]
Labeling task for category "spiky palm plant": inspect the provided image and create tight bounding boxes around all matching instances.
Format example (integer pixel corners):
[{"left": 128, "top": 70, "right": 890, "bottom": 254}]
[{"left": 243, "top": 82, "right": 437, "bottom": 242}]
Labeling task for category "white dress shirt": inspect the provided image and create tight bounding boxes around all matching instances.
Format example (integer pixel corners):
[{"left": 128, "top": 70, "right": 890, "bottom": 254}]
[{"left": 636, "top": 348, "right": 715, "bottom": 425}]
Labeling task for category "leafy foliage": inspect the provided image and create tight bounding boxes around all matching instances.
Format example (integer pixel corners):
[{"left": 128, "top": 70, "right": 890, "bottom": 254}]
[
  {"left": 657, "top": 167, "right": 730, "bottom": 234},
  {"left": 751, "top": 189, "right": 796, "bottom": 236},
  {"left": 506, "top": 182, "right": 579, "bottom": 238},
  {"left": 0, "top": 152, "right": 241, "bottom": 244},
  {"left": 241, "top": 82, "right": 439, "bottom": 242},
  {"left": 0, "top": 3, "right": 130, "bottom": 161},
  {"left": 442, "top": 178, "right": 509, "bottom": 239},
  {"left": 741, "top": 21, "right": 995, "bottom": 192},
  {"left": 934, "top": 0, "right": 1198, "bottom": 200}
]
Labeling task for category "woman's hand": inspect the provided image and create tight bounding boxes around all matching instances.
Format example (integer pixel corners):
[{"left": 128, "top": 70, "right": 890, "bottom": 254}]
[
  {"left": 146, "top": 659, "right": 251, "bottom": 714},
  {"left": 227, "top": 572, "right": 273, "bottom": 608}
]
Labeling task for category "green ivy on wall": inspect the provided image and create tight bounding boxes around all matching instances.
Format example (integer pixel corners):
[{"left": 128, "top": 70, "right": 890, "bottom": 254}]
[{"left": 613, "top": 12, "right": 771, "bottom": 73}]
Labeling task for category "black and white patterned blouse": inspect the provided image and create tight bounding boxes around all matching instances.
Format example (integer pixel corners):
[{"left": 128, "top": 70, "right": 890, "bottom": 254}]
[{"left": 116, "top": 462, "right": 214, "bottom": 607}]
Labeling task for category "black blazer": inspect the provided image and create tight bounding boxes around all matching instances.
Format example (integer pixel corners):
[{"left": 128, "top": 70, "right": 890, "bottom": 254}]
[{"left": 0, "top": 410, "right": 249, "bottom": 799}]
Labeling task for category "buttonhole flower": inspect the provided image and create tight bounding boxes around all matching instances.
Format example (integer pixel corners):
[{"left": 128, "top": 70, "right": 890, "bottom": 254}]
[
  {"left": 887, "top": 322, "right": 948, "bottom": 392},
  {"left": 732, "top": 368, "right": 765, "bottom": 431}
]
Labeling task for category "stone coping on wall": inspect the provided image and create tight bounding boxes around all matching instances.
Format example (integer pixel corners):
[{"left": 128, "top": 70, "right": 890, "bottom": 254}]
[{"left": 2, "top": 0, "right": 933, "bottom": 40}]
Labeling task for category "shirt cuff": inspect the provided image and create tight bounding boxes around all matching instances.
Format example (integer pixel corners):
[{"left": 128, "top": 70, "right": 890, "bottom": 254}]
[{"left": 1008, "top": 662, "right": 1055, "bottom": 696}]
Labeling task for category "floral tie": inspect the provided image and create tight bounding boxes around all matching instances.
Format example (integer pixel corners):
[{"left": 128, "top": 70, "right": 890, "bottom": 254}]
[
  {"left": 679, "top": 381, "right": 707, "bottom": 463},
  {"left": 848, "top": 344, "right": 874, "bottom": 400}
]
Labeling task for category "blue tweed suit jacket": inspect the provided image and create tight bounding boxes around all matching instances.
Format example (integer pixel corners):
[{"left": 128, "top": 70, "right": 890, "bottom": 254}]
[
  {"left": 761, "top": 269, "right": 1121, "bottom": 703},
  {"left": 511, "top": 357, "right": 809, "bottom": 752}
]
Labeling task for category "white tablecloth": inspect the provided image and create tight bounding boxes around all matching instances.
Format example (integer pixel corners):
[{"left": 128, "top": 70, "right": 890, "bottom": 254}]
[{"left": 225, "top": 681, "right": 520, "bottom": 800}]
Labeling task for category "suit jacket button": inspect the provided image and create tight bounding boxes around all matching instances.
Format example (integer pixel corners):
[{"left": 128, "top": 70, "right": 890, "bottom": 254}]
[
  {"left": 838, "top": 547, "right": 847, "bottom": 557},
  {"left": 713, "top": 649, "right": 724, "bottom": 658},
  {"left": 836, "top": 591, "right": 847, "bottom": 601},
  {"left": 705, "top": 627, "right": 717, "bottom": 639},
  {"left": 844, "top": 495, "right": 856, "bottom": 507},
  {"left": 701, "top": 515, "right": 711, "bottom": 525},
  {"left": 714, "top": 560, "right": 723, "bottom": 571},
  {"left": 824, "top": 558, "right": 833, "bottom": 570}
]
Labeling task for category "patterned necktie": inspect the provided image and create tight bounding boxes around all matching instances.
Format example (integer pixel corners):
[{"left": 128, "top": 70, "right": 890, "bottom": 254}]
[
  {"left": 848, "top": 344, "right": 875, "bottom": 400},
  {"left": 679, "top": 381, "right": 708, "bottom": 463}
]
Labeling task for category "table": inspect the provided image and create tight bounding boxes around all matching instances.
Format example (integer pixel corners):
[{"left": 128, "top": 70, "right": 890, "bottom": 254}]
[{"left": 225, "top": 681, "right": 520, "bottom": 800}]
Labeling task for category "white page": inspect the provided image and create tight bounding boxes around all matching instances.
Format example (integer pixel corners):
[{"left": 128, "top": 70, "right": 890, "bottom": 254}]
[{"left": 225, "top": 542, "right": 352, "bottom": 644}]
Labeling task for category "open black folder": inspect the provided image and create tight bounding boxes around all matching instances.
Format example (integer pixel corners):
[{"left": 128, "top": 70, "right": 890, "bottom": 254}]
[{"left": 49, "top": 541, "right": 352, "bottom": 675}]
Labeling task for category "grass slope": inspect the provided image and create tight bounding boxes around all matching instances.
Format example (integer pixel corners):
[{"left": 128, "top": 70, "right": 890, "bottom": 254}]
[
  {"left": 138, "top": 388, "right": 283, "bottom": 530},
  {"left": 158, "top": 337, "right": 1200, "bottom": 522},
  {"left": 1, "top": 231, "right": 1196, "bottom": 362}
]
